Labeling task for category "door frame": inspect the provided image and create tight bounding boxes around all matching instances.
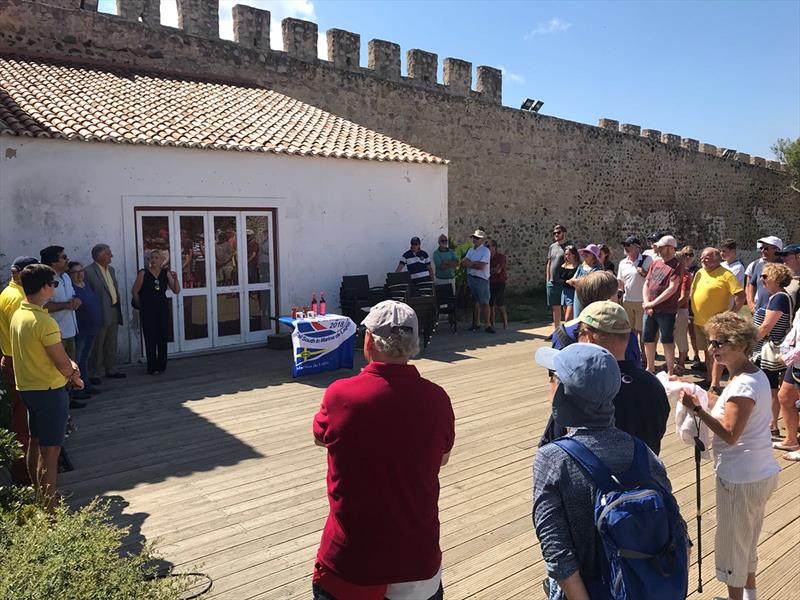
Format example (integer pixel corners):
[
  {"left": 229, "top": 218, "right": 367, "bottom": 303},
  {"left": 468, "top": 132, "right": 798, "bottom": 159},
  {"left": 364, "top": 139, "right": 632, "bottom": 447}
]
[{"left": 125, "top": 198, "right": 280, "bottom": 361}]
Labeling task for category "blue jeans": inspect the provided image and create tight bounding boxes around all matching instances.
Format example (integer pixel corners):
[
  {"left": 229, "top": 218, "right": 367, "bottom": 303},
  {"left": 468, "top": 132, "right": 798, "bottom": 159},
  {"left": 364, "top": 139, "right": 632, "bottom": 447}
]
[{"left": 75, "top": 334, "right": 95, "bottom": 392}]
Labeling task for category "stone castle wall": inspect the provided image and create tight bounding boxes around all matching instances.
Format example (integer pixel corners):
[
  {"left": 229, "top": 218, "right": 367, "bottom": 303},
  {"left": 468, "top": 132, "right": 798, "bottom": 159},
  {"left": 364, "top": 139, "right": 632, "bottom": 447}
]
[{"left": 1, "top": 0, "right": 797, "bottom": 286}]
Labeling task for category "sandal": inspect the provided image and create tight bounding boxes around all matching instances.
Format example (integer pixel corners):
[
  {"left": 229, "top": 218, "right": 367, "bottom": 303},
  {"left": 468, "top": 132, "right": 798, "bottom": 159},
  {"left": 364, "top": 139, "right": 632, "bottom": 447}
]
[
  {"left": 772, "top": 442, "right": 800, "bottom": 451},
  {"left": 783, "top": 450, "right": 800, "bottom": 461},
  {"left": 771, "top": 428, "right": 781, "bottom": 439}
]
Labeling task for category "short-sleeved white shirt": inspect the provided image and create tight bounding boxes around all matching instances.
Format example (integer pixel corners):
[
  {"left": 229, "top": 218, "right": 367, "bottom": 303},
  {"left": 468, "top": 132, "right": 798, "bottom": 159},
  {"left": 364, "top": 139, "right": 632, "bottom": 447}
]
[
  {"left": 465, "top": 244, "right": 491, "bottom": 280},
  {"left": 710, "top": 370, "right": 780, "bottom": 483},
  {"left": 47, "top": 271, "right": 78, "bottom": 339},
  {"left": 617, "top": 253, "right": 653, "bottom": 302},
  {"left": 721, "top": 258, "right": 746, "bottom": 287}
]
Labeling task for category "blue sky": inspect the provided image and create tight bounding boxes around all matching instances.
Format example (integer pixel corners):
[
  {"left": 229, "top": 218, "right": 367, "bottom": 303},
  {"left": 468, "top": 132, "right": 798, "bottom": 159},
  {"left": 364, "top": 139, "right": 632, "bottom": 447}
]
[{"left": 98, "top": 0, "right": 799, "bottom": 159}]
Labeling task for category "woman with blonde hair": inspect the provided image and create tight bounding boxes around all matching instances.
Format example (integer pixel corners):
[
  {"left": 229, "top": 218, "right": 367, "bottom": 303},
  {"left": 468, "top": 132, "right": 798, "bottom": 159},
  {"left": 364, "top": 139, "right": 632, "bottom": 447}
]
[
  {"left": 680, "top": 312, "right": 779, "bottom": 600},
  {"left": 752, "top": 262, "right": 795, "bottom": 440}
]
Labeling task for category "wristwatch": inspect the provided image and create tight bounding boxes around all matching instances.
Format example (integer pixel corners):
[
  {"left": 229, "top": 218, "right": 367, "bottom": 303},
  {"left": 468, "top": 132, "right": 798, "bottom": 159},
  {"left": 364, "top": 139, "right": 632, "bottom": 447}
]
[{"left": 692, "top": 404, "right": 702, "bottom": 414}]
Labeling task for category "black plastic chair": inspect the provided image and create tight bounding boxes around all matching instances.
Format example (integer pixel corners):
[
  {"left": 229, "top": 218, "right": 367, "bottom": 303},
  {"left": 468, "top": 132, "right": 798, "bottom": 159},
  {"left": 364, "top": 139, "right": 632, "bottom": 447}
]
[
  {"left": 386, "top": 271, "right": 411, "bottom": 286},
  {"left": 409, "top": 295, "right": 438, "bottom": 348},
  {"left": 339, "top": 274, "right": 384, "bottom": 323}
]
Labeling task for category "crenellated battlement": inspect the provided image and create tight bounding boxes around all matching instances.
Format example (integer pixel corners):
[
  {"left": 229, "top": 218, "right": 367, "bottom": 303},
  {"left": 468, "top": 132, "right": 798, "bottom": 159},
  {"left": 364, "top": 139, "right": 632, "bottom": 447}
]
[
  {"left": 596, "top": 118, "right": 782, "bottom": 172},
  {"left": 12, "top": 1, "right": 504, "bottom": 104}
]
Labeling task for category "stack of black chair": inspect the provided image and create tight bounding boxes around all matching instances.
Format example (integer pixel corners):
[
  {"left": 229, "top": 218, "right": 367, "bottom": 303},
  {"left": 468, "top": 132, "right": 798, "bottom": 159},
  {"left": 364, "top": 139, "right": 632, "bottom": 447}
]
[
  {"left": 435, "top": 284, "right": 457, "bottom": 332},
  {"left": 340, "top": 275, "right": 384, "bottom": 323}
]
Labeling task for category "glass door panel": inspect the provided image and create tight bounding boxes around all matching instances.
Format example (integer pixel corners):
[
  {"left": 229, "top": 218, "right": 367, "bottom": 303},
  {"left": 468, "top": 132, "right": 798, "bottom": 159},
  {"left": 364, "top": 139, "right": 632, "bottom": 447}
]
[
  {"left": 176, "top": 213, "right": 212, "bottom": 351},
  {"left": 210, "top": 212, "right": 243, "bottom": 346},
  {"left": 135, "top": 211, "right": 179, "bottom": 355},
  {"left": 242, "top": 212, "right": 275, "bottom": 342}
]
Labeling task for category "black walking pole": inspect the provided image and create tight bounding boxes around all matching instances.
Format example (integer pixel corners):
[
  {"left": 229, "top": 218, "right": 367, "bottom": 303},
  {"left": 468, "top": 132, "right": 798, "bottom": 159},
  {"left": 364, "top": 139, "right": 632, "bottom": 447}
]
[{"left": 693, "top": 418, "right": 704, "bottom": 594}]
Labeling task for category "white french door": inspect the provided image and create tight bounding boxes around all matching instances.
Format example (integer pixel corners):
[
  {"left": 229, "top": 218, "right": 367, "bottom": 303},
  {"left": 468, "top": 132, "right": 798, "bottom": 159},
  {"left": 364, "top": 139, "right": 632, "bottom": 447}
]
[{"left": 135, "top": 209, "right": 276, "bottom": 355}]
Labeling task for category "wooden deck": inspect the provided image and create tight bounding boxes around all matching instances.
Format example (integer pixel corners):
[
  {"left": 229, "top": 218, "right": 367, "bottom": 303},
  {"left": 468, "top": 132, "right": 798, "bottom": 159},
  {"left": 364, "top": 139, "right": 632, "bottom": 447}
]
[{"left": 62, "top": 324, "right": 800, "bottom": 599}]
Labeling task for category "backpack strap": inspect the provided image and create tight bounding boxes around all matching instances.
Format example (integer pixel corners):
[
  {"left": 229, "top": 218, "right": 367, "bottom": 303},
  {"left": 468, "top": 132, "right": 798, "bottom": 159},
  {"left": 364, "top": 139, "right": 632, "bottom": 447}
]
[
  {"left": 553, "top": 324, "right": 575, "bottom": 349},
  {"left": 552, "top": 437, "right": 617, "bottom": 494},
  {"left": 614, "top": 438, "right": 652, "bottom": 487}
]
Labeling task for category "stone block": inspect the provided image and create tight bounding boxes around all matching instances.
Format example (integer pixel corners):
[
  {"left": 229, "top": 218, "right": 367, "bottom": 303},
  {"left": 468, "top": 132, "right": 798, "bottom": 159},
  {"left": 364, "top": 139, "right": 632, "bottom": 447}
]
[
  {"left": 282, "top": 17, "right": 317, "bottom": 62},
  {"left": 368, "top": 39, "right": 401, "bottom": 81},
  {"left": 477, "top": 66, "right": 501, "bottom": 104},
  {"left": 734, "top": 152, "right": 750, "bottom": 163},
  {"left": 177, "top": 0, "right": 219, "bottom": 38},
  {"left": 117, "top": 0, "right": 160, "bottom": 25},
  {"left": 327, "top": 29, "right": 360, "bottom": 70},
  {"left": 443, "top": 58, "right": 472, "bottom": 96},
  {"left": 641, "top": 129, "right": 661, "bottom": 141},
  {"left": 681, "top": 138, "right": 699, "bottom": 151},
  {"left": 661, "top": 133, "right": 681, "bottom": 147},
  {"left": 750, "top": 156, "right": 766, "bottom": 167},
  {"left": 699, "top": 143, "right": 717, "bottom": 155},
  {"left": 407, "top": 49, "right": 437, "bottom": 85},
  {"left": 619, "top": 124, "right": 641, "bottom": 135},
  {"left": 81, "top": 0, "right": 98, "bottom": 10},
  {"left": 598, "top": 118, "right": 619, "bottom": 130},
  {"left": 233, "top": 5, "right": 270, "bottom": 50},
  {"left": 767, "top": 160, "right": 782, "bottom": 170}
]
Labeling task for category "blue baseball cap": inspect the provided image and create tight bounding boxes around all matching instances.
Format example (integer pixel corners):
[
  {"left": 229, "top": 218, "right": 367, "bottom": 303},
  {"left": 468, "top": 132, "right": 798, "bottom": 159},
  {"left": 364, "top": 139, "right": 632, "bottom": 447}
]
[
  {"left": 535, "top": 343, "right": 620, "bottom": 428},
  {"left": 778, "top": 244, "right": 800, "bottom": 256},
  {"left": 11, "top": 256, "right": 38, "bottom": 270}
]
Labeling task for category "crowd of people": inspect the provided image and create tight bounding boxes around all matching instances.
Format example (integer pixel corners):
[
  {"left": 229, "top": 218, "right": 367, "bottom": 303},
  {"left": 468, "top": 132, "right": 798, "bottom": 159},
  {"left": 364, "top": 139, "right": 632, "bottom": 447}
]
[
  {"left": 311, "top": 226, "right": 800, "bottom": 600},
  {"left": 0, "top": 242, "right": 180, "bottom": 509},
  {"left": 395, "top": 228, "right": 509, "bottom": 333}
]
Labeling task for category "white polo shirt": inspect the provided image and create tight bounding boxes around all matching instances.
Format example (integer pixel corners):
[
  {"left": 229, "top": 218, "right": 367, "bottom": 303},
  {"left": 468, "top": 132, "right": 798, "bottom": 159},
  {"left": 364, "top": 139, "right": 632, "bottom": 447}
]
[
  {"left": 47, "top": 272, "right": 78, "bottom": 339},
  {"left": 465, "top": 244, "right": 491, "bottom": 280},
  {"left": 617, "top": 253, "right": 652, "bottom": 302}
]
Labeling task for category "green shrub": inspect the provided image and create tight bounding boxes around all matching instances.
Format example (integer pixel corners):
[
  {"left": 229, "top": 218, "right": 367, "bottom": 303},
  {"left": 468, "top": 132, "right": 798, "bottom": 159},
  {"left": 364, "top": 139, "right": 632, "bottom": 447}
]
[
  {"left": 0, "top": 429, "right": 189, "bottom": 600},
  {"left": 0, "top": 499, "right": 188, "bottom": 600}
]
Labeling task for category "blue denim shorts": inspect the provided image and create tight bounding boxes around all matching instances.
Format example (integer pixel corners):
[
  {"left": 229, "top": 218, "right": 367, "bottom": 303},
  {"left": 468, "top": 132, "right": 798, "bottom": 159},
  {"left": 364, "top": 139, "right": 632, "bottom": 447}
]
[
  {"left": 20, "top": 386, "right": 69, "bottom": 447},
  {"left": 643, "top": 311, "right": 677, "bottom": 344},
  {"left": 468, "top": 275, "right": 490, "bottom": 305}
]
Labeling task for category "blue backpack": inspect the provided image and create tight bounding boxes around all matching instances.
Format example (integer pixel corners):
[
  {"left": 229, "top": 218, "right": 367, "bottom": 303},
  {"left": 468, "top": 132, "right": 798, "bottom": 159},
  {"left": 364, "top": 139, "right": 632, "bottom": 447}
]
[{"left": 553, "top": 437, "right": 689, "bottom": 600}]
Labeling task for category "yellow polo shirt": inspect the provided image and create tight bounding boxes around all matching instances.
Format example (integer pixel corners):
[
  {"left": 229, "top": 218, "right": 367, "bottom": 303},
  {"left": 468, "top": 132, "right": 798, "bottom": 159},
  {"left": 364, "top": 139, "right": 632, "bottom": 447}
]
[
  {"left": 10, "top": 302, "right": 68, "bottom": 391},
  {"left": 0, "top": 281, "right": 25, "bottom": 356},
  {"left": 99, "top": 264, "right": 118, "bottom": 305},
  {"left": 690, "top": 266, "right": 744, "bottom": 326}
]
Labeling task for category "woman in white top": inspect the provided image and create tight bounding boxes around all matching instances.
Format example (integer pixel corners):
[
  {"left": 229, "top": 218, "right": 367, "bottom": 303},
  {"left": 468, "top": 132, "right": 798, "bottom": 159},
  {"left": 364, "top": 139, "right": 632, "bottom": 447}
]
[{"left": 680, "top": 312, "right": 780, "bottom": 600}]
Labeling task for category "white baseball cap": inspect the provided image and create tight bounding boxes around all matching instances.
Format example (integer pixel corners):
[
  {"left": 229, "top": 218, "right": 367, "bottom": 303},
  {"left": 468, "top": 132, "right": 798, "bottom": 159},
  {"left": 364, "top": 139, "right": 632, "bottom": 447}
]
[
  {"left": 757, "top": 236, "right": 784, "bottom": 250},
  {"left": 654, "top": 235, "right": 678, "bottom": 248},
  {"left": 361, "top": 300, "right": 418, "bottom": 338}
]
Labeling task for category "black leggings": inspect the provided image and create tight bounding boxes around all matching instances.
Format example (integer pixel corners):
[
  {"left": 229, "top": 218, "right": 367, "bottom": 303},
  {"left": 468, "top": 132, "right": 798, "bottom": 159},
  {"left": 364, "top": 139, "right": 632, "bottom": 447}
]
[{"left": 140, "top": 303, "right": 169, "bottom": 374}]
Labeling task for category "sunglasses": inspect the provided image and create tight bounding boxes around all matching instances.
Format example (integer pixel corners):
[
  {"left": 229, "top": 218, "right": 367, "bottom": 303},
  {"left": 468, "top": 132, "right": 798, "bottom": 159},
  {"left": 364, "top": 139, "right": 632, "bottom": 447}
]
[
  {"left": 708, "top": 339, "right": 728, "bottom": 349},
  {"left": 686, "top": 253, "right": 694, "bottom": 257},
  {"left": 47, "top": 280, "right": 60, "bottom": 288},
  {"left": 760, "top": 274, "right": 769, "bottom": 280},
  {"left": 553, "top": 230, "right": 564, "bottom": 235}
]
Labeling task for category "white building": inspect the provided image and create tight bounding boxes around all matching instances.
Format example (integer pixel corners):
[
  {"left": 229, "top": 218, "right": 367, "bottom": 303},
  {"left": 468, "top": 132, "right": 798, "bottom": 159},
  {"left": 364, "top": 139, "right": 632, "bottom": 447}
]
[{"left": 0, "top": 56, "right": 448, "bottom": 362}]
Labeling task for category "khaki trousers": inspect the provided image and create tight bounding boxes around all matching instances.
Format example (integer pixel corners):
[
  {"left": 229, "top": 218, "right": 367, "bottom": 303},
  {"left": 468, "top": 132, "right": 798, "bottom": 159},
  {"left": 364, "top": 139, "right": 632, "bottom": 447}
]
[{"left": 90, "top": 308, "right": 119, "bottom": 377}]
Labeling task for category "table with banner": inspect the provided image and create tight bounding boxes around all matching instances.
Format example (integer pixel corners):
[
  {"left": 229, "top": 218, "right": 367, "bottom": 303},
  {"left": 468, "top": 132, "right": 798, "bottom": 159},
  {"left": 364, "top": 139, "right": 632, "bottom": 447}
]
[{"left": 277, "top": 314, "right": 357, "bottom": 378}]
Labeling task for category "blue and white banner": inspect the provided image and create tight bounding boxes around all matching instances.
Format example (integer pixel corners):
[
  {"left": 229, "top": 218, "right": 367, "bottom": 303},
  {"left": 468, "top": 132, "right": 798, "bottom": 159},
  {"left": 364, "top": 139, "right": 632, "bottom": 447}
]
[{"left": 290, "top": 314, "right": 357, "bottom": 378}]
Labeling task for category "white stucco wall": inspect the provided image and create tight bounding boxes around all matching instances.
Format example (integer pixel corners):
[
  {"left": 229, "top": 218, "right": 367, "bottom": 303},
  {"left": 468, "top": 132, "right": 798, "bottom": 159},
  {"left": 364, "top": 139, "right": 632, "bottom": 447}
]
[{"left": 0, "top": 138, "right": 448, "bottom": 361}]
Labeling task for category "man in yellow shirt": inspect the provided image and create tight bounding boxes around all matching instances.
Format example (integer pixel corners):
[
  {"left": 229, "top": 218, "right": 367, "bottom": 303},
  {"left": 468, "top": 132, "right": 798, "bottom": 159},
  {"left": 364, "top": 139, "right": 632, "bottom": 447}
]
[
  {"left": 0, "top": 256, "right": 39, "bottom": 484},
  {"left": 10, "top": 264, "right": 84, "bottom": 510},
  {"left": 690, "top": 247, "right": 746, "bottom": 393}
]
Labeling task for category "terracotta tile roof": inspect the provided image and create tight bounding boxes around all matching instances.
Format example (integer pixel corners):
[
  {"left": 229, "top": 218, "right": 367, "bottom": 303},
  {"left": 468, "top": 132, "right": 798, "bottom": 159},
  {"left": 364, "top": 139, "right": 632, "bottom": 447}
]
[{"left": 0, "top": 56, "right": 446, "bottom": 164}]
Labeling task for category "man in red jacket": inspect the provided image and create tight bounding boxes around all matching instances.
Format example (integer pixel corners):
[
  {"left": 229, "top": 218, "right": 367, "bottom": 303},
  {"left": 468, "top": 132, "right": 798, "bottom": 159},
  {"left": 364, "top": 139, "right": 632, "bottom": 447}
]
[{"left": 312, "top": 300, "right": 455, "bottom": 600}]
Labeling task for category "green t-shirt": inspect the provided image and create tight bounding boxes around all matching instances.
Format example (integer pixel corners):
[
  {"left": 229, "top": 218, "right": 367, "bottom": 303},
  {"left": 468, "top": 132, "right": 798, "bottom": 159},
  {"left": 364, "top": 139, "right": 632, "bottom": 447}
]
[{"left": 433, "top": 248, "right": 457, "bottom": 279}]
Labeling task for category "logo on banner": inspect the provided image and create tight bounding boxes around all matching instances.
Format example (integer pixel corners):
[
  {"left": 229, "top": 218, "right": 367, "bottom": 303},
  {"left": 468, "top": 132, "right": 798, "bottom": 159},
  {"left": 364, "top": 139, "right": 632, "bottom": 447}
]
[{"left": 291, "top": 315, "right": 357, "bottom": 378}]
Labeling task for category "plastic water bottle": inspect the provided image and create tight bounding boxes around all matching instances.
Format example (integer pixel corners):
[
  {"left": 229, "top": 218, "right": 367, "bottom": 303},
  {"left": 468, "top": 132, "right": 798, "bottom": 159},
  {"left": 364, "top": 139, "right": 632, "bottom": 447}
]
[{"left": 319, "top": 292, "right": 327, "bottom": 315}]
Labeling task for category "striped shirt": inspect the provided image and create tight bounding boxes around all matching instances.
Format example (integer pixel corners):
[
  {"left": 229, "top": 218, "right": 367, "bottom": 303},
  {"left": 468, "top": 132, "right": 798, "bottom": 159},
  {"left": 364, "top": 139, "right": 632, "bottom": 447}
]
[
  {"left": 753, "top": 291, "right": 793, "bottom": 357},
  {"left": 400, "top": 250, "right": 432, "bottom": 281}
]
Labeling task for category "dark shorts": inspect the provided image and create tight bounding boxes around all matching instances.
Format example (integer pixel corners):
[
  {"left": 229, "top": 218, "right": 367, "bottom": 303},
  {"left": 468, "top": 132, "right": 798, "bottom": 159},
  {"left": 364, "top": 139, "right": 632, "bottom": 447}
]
[
  {"left": 546, "top": 281, "right": 563, "bottom": 306},
  {"left": 490, "top": 282, "right": 506, "bottom": 307},
  {"left": 643, "top": 311, "right": 677, "bottom": 344},
  {"left": 468, "top": 275, "right": 490, "bottom": 305},
  {"left": 20, "top": 386, "right": 69, "bottom": 447},
  {"left": 764, "top": 368, "right": 787, "bottom": 390},
  {"left": 784, "top": 367, "right": 800, "bottom": 389}
]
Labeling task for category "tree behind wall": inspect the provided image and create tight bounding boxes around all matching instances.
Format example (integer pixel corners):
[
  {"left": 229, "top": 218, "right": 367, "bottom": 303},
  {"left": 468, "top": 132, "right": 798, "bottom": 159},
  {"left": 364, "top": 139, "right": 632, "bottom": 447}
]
[{"left": 772, "top": 137, "right": 800, "bottom": 193}]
